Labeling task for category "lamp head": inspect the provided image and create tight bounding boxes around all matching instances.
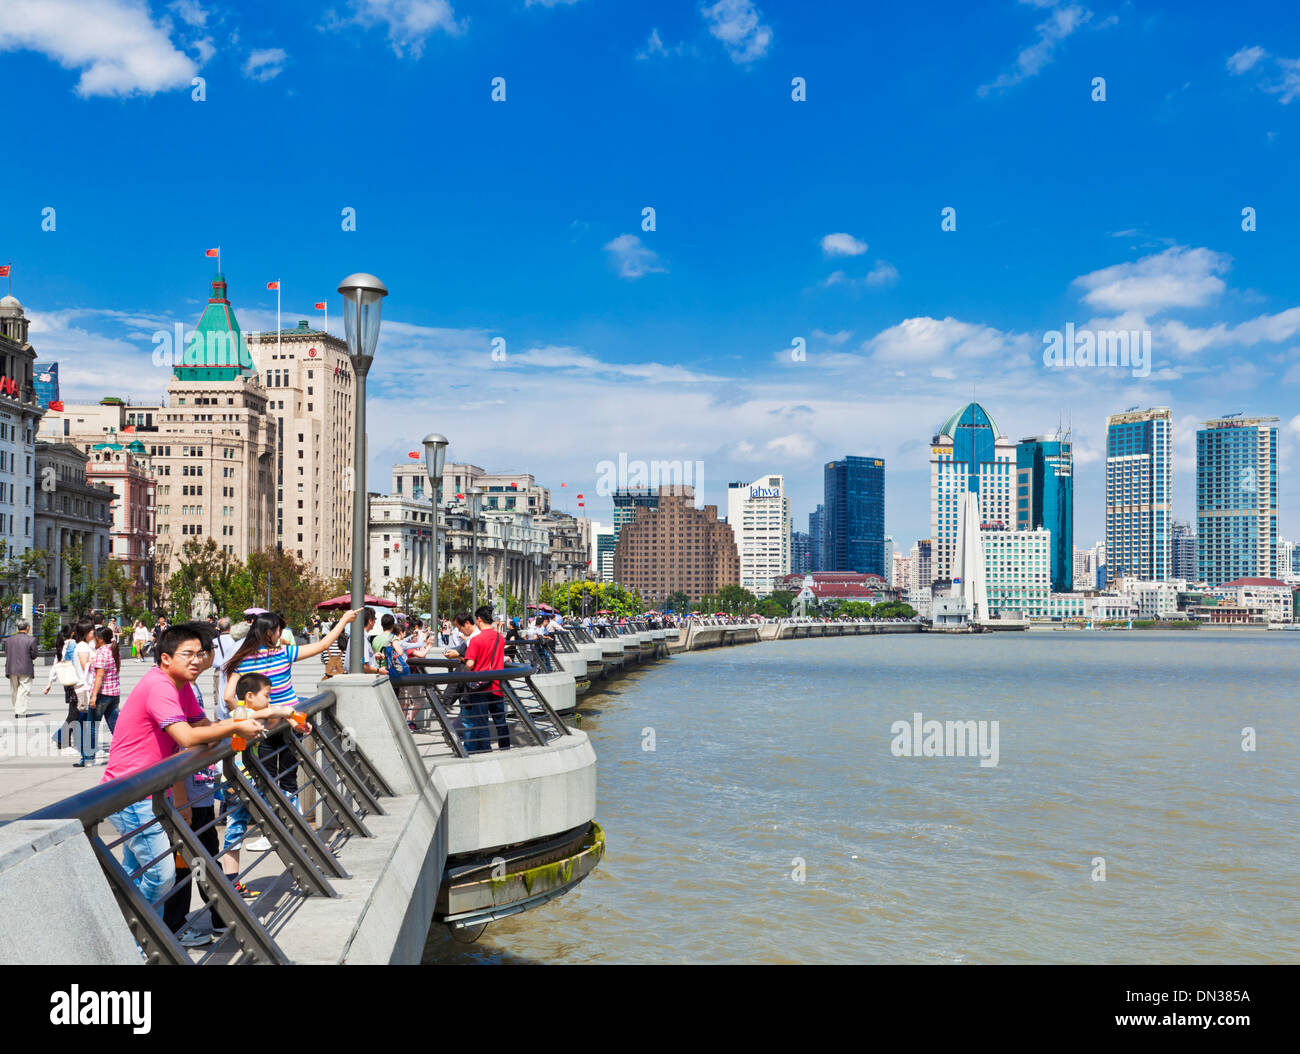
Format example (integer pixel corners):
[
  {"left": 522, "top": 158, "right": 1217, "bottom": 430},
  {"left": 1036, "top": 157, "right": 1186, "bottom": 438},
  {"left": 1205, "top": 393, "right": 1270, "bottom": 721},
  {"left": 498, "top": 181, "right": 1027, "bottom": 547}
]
[
  {"left": 337, "top": 272, "right": 388, "bottom": 373},
  {"left": 422, "top": 433, "right": 448, "bottom": 482}
]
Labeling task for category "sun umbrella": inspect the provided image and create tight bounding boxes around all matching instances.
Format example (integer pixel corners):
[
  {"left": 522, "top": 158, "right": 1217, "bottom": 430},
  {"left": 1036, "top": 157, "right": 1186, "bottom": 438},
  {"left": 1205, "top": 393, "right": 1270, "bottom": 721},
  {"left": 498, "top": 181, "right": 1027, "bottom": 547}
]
[
  {"left": 315, "top": 594, "right": 398, "bottom": 610},
  {"left": 243, "top": 607, "right": 269, "bottom": 617}
]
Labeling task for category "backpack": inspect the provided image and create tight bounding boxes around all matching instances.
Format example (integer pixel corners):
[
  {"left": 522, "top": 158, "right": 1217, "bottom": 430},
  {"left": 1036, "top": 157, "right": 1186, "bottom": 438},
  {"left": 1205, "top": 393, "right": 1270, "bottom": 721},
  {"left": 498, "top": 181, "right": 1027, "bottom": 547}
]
[{"left": 383, "top": 644, "right": 411, "bottom": 677}]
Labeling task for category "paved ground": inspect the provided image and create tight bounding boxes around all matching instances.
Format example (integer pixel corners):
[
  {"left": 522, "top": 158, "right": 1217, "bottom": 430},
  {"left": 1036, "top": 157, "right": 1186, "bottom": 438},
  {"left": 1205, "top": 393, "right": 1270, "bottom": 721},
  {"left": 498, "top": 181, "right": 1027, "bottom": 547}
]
[{"left": 0, "top": 654, "right": 334, "bottom": 824}]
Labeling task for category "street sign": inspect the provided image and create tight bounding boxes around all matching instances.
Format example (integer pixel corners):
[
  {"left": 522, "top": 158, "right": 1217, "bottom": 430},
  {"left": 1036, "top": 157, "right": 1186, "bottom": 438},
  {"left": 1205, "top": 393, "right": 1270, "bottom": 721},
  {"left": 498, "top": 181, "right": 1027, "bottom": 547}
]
[
  {"left": 35, "top": 604, "right": 46, "bottom": 616},
  {"left": 8, "top": 603, "right": 19, "bottom": 614}
]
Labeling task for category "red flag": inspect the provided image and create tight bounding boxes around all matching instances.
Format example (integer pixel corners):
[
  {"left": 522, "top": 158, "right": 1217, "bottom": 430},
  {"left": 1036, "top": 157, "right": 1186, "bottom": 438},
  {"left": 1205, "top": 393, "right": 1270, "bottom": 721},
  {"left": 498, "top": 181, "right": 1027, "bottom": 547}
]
[
  {"left": 314, "top": 302, "right": 326, "bottom": 310},
  {"left": 394, "top": 542, "right": 400, "bottom": 550},
  {"left": 267, "top": 281, "right": 280, "bottom": 291},
  {"left": 407, "top": 451, "right": 420, "bottom": 459},
  {"left": 123, "top": 425, "right": 136, "bottom": 433},
  {"left": 205, "top": 248, "right": 219, "bottom": 258},
  {"left": 0, "top": 265, "right": 9, "bottom": 277},
  {"left": 576, "top": 493, "right": 584, "bottom": 498},
  {"left": 49, "top": 400, "right": 64, "bottom": 411},
  {"left": 456, "top": 494, "right": 464, "bottom": 500},
  {"left": 560, "top": 482, "right": 566, "bottom": 487}
]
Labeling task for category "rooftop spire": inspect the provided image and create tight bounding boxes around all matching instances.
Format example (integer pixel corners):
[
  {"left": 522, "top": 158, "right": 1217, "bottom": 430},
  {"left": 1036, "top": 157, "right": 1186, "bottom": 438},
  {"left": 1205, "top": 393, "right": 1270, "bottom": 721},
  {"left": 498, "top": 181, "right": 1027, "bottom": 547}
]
[{"left": 175, "top": 272, "right": 255, "bottom": 380}]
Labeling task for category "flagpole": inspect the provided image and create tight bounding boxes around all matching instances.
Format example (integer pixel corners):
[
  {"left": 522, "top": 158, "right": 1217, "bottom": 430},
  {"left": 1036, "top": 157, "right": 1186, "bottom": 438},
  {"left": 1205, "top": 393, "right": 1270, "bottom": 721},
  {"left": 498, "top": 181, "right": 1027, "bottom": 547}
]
[{"left": 276, "top": 281, "right": 281, "bottom": 359}]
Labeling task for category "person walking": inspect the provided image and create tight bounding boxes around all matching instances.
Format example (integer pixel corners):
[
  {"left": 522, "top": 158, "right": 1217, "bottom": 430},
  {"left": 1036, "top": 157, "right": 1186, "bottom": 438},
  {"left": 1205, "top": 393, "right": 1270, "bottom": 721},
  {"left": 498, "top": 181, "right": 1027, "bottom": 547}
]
[
  {"left": 43, "top": 626, "right": 78, "bottom": 754},
  {"left": 132, "top": 619, "right": 150, "bottom": 663},
  {"left": 4, "top": 618, "right": 38, "bottom": 719},
  {"left": 67, "top": 619, "right": 98, "bottom": 767},
  {"left": 89, "top": 625, "right": 122, "bottom": 757}
]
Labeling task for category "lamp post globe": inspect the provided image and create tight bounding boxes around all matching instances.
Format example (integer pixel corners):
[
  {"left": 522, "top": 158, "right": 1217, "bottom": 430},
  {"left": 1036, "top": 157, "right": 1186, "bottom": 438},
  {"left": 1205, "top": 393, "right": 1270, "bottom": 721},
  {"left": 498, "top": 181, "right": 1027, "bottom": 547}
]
[{"left": 338, "top": 272, "right": 388, "bottom": 674}]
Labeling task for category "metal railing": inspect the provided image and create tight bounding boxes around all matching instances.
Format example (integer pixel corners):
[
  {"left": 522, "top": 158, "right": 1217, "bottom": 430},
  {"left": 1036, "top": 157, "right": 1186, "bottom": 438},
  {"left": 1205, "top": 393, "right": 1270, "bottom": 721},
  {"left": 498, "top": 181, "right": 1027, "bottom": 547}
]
[
  {"left": 23, "top": 690, "right": 393, "bottom": 965},
  {"left": 395, "top": 659, "right": 571, "bottom": 761}
]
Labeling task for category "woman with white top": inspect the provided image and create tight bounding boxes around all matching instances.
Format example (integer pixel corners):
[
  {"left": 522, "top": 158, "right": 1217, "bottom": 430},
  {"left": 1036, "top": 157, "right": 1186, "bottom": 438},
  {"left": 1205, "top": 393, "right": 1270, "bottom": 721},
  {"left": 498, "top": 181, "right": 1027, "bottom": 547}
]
[
  {"left": 131, "top": 619, "right": 150, "bottom": 663},
  {"left": 67, "top": 619, "right": 98, "bottom": 767}
]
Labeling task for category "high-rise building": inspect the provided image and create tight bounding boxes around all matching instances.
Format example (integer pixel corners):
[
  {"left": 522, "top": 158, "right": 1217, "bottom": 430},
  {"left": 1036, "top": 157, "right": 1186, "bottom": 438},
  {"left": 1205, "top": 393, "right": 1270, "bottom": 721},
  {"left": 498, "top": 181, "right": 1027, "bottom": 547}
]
[
  {"left": 246, "top": 320, "right": 355, "bottom": 578},
  {"left": 595, "top": 529, "right": 616, "bottom": 583},
  {"left": 0, "top": 294, "right": 42, "bottom": 558},
  {"left": 613, "top": 486, "right": 739, "bottom": 602},
  {"left": 1171, "top": 520, "right": 1197, "bottom": 581},
  {"left": 809, "top": 505, "right": 825, "bottom": 571},
  {"left": 983, "top": 525, "right": 1051, "bottom": 619},
  {"left": 823, "top": 456, "right": 886, "bottom": 575},
  {"left": 726, "top": 474, "right": 790, "bottom": 595},
  {"left": 612, "top": 486, "right": 659, "bottom": 543},
  {"left": 1105, "top": 407, "right": 1172, "bottom": 581},
  {"left": 891, "top": 549, "right": 910, "bottom": 590},
  {"left": 34, "top": 362, "right": 59, "bottom": 410},
  {"left": 1016, "top": 433, "right": 1073, "bottom": 592},
  {"left": 790, "top": 530, "right": 811, "bottom": 574},
  {"left": 930, "top": 403, "right": 1016, "bottom": 581},
  {"left": 1196, "top": 415, "right": 1279, "bottom": 586},
  {"left": 909, "top": 539, "right": 933, "bottom": 590},
  {"left": 85, "top": 444, "right": 157, "bottom": 588}
]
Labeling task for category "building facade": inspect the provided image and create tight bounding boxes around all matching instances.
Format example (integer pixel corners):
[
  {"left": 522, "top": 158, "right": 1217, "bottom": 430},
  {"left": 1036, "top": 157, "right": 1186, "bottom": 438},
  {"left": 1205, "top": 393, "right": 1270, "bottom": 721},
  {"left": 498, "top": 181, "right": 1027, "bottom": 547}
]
[
  {"left": 790, "top": 530, "right": 811, "bottom": 575},
  {"left": 0, "top": 295, "right": 42, "bottom": 560},
  {"left": 612, "top": 486, "right": 659, "bottom": 544},
  {"left": 982, "top": 526, "right": 1051, "bottom": 619},
  {"left": 368, "top": 491, "right": 436, "bottom": 602},
  {"left": 726, "top": 474, "right": 790, "bottom": 595},
  {"left": 1196, "top": 415, "right": 1278, "bottom": 586},
  {"left": 34, "top": 443, "right": 114, "bottom": 610},
  {"left": 613, "top": 487, "right": 739, "bottom": 603},
  {"left": 535, "top": 510, "right": 592, "bottom": 584},
  {"left": 246, "top": 321, "right": 356, "bottom": 578},
  {"left": 1016, "top": 433, "right": 1073, "bottom": 592},
  {"left": 823, "top": 457, "right": 886, "bottom": 576},
  {"left": 1105, "top": 407, "right": 1172, "bottom": 581},
  {"left": 34, "top": 362, "right": 59, "bottom": 411},
  {"left": 85, "top": 445, "right": 156, "bottom": 591},
  {"left": 1171, "top": 520, "right": 1197, "bottom": 581},
  {"left": 930, "top": 403, "right": 1016, "bottom": 582},
  {"left": 809, "top": 505, "right": 825, "bottom": 572}
]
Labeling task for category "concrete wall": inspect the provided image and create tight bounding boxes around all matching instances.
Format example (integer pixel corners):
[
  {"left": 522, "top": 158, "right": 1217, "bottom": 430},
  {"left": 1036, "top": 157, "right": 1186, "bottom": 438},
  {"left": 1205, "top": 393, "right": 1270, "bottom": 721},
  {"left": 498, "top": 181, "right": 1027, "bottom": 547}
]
[{"left": 0, "top": 818, "right": 140, "bottom": 965}]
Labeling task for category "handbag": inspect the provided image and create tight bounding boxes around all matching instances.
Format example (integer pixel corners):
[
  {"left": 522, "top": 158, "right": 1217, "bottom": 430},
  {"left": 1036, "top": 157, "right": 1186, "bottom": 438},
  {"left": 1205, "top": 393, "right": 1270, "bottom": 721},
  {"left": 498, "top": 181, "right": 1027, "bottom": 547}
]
[
  {"left": 74, "top": 684, "right": 93, "bottom": 713},
  {"left": 55, "top": 660, "right": 81, "bottom": 687},
  {"left": 322, "top": 653, "right": 345, "bottom": 679}
]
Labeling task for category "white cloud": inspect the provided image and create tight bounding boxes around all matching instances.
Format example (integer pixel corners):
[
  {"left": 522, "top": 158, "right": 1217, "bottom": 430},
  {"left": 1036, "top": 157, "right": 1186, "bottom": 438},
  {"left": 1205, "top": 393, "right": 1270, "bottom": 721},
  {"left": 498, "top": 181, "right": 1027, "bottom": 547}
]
[
  {"left": 638, "top": 28, "right": 667, "bottom": 59},
  {"left": 863, "top": 261, "right": 899, "bottom": 287},
  {"left": 702, "top": 0, "right": 772, "bottom": 65},
  {"left": 822, "top": 270, "right": 849, "bottom": 288},
  {"left": 1227, "top": 45, "right": 1266, "bottom": 74},
  {"left": 865, "top": 316, "right": 1032, "bottom": 365},
  {"left": 812, "top": 329, "right": 851, "bottom": 345},
  {"left": 603, "top": 234, "right": 667, "bottom": 279},
  {"left": 243, "top": 47, "right": 287, "bottom": 82},
  {"left": 979, "top": 3, "right": 1091, "bottom": 96},
  {"left": 820, "top": 232, "right": 868, "bottom": 257},
  {"left": 1159, "top": 306, "right": 1300, "bottom": 355},
  {"left": 339, "top": 0, "right": 464, "bottom": 57},
  {"left": 1073, "top": 246, "right": 1230, "bottom": 314},
  {"left": 526, "top": 0, "right": 581, "bottom": 6},
  {"left": 0, "top": 0, "right": 199, "bottom": 97},
  {"left": 167, "top": 0, "right": 208, "bottom": 28}
]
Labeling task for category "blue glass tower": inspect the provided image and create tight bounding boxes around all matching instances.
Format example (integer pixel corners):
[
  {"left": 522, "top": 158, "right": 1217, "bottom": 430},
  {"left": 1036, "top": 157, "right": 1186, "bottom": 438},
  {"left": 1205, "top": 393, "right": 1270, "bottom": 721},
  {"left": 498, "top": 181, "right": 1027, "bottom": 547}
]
[
  {"left": 823, "top": 456, "right": 886, "bottom": 575},
  {"left": 1196, "top": 416, "right": 1278, "bottom": 585},
  {"left": 809, "top": 504, "right": 824, "bottom": 571},
  {"left": 1016, "top": 435, "right": 1073, "bottom": 592}
]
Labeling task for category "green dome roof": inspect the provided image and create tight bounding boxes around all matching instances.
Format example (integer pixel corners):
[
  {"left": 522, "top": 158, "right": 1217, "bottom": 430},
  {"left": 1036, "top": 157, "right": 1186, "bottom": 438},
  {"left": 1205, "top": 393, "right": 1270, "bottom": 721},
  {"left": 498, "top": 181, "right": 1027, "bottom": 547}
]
[
  {"left": 92, "top": 442, "right": 123, "bottom": 451},
  {"left": 938, "top": 402, "right": 1002, "bottom": 440},
  {"left": 127, "top": 440, "right": 147, "bottom": 453}
]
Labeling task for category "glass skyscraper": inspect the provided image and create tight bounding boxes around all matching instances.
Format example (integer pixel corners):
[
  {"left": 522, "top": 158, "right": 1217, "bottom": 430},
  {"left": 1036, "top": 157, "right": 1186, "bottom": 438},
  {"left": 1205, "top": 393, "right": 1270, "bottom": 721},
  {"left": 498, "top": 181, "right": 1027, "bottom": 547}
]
[
  {"left": 1016, "top": 434, "right": 1073, "bottom": 593},
  {"left": 822, "top": 456, "right": 886, "bottom": 575},
  {"left": 809, "top": 504, "right": 825, "bottom": 572},
  {"left": 1196, "top": 416, "right": 1278, "bottom": 586},
  {"left": 930, "top": 402, "right": 1016, "bottom": 581},
  {"left": 34, "top": 361, "right": 59, "bottom": 409},
  {"left": 1105, "top": 407, "right": 1172, "bottom": 581},
  {"left": 1171, "top": 521, "right": 1197, "bottom": 581}
]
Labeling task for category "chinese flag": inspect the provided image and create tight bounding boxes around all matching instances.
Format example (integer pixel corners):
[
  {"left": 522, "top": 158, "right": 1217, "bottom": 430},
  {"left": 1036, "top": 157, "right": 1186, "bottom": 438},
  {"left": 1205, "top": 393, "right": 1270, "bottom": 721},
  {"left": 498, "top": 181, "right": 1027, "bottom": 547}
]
[
  {"left": 267, "top": 281, "right": 280, "bottom": 291},
  {"left": 561, "top": 482, "right": 566, "bottom": 487},
  {"left": 407, "top": 451, "right": 420, "bottom": 459},
  {"left": 205, "top": 248, "right": 219, "bottom": 258},
  {"left": 314, "top": 302, "right": 326, "bottom": 310},
  {"left": 576, "top": 493, "right": 583, "bottom": 498},
  {"left": 123, "top": 425, "right": 136, "bottom": 433},
  {"left": 394, "top": 542, "right": 400, "bottom": 550},
  {"left": 578, "top": 502, "right": 585, "bottom": 508},
  {"left": 456, "top": 494, "right": 464, "bottom": 500},
  {"left": 0, "top": 265, "right": 9, "bottom": 277},
  {"left": 49, "top": 400, "right": 64, "bottom": 411}
]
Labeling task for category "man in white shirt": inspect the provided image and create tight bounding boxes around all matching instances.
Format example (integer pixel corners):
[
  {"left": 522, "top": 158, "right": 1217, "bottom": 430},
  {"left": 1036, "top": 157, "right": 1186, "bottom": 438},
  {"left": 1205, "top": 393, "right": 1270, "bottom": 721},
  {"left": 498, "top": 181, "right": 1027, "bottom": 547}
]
[
  {"left": 343, "top": 608, "right": 380, "bottom": 674},
  {"left": 211, "top": 617, "right": 236, "bottom": 720}
]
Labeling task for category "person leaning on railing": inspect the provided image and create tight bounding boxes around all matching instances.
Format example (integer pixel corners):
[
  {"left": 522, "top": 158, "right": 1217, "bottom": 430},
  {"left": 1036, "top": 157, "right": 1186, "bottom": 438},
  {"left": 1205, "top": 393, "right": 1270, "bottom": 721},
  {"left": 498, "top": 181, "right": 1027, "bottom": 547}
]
[{"left": 98, "top": 625, "right": 289, "bottom": 905}]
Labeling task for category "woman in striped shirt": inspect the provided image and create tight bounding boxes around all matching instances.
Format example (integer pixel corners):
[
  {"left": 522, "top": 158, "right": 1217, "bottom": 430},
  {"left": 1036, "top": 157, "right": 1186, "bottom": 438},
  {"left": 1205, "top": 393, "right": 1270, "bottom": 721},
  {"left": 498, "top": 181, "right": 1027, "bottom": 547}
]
[{"left": 222, "top": 609, "right": 359, "bottom": 715}]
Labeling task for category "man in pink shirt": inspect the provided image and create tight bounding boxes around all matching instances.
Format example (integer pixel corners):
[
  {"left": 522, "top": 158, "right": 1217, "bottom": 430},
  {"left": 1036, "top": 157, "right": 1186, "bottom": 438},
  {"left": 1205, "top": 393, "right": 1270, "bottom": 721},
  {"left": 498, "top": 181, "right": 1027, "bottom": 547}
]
[{"left": 102, "top": 624, "right": 280, "bottom": 904}]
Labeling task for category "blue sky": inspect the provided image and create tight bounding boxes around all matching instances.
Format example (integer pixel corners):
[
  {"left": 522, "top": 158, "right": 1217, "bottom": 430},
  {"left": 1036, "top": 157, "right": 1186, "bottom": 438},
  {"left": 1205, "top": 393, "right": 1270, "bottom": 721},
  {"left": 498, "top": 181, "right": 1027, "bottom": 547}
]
[{"left": 2, "top": 0, "right": 1298, "bottom": 551}]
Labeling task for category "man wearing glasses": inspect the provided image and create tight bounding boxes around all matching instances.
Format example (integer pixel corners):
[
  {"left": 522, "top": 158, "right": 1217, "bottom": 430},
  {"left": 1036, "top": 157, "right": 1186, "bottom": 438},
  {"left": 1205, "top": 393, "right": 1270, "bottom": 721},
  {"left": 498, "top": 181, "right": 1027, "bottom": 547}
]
[{"left": 99, "top": 625, "right": 285, "bottom": 904}]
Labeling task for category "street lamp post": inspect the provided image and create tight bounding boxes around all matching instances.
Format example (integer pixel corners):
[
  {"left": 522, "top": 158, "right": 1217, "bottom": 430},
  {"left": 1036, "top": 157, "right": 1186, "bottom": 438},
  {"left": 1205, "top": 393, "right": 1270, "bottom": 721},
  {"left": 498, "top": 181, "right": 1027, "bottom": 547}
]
[
  {"left": 466, "top": 486, "right": 483, "bottom": 613},
  {"left": 339, "top": 272, "right": 388, "bottom": 674},
  {"left": 422, "top": 433, "right": 448, "bottom": 636}
]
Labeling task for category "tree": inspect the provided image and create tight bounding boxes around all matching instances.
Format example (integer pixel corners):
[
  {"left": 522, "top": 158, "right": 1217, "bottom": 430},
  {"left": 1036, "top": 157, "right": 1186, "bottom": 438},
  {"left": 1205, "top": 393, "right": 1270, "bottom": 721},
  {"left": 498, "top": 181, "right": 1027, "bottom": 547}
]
[
  {"left": 766, "top": 590, "right": 795, "bottom": 616},
  {"left": 665, "top": 590, "right": 690, "bottom": 614},
  {"left": 0, "top": 541, "right": 50, "bottom": 634},
  {"left": 716, "top": 585, "right": 757, "bottom": 615},
  {"left": 62, "top": 548, "right": 97, "bottom": 618}
]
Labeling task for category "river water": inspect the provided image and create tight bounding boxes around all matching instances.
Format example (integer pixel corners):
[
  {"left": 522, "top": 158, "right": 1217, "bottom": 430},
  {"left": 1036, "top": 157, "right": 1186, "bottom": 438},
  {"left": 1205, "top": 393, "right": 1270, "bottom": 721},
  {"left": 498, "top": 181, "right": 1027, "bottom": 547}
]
[{"left": 424, "top": 631, "right": 1300, "bottom": 964}]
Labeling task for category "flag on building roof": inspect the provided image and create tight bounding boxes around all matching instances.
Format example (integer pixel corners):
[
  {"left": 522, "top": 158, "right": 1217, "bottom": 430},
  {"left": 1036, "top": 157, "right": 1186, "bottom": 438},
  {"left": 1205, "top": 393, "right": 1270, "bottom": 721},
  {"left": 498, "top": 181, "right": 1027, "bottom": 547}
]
[
  {"left": 407, "top": 451, "right": 420, "bottom": 458},
  {"left": 0, "top": 265, "right": 10, "bottom": 278},
  {"left": 49, "top": 400, "right": 64, "bottom": 411}
]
